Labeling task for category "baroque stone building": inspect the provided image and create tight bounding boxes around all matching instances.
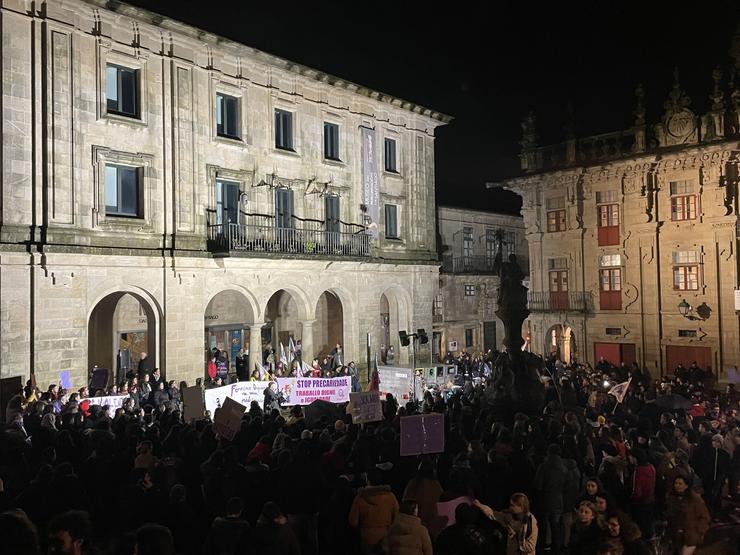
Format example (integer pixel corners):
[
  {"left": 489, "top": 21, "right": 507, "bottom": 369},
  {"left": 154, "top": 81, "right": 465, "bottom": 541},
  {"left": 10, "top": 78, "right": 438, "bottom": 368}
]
[
  {"left": 502, "top": 60, "right": 740, "bottom": 378},
  {"left": 0, "top": 0, "right": 450, "bottom": 388},
  {"left": 433, "top": 206, "right": 527, "bottom": 359}
]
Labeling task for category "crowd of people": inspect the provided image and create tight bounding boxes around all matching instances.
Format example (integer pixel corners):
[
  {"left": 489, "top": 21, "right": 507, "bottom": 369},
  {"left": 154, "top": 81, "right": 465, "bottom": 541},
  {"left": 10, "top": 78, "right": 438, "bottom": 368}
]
[{"left": 1, "top": 349, "right": 740, "bottom": 555}]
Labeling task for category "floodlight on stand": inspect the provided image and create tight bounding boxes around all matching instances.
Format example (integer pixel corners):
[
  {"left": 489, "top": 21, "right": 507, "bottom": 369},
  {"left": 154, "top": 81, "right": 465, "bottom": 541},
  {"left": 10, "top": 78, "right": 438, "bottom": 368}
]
[
  {"left": 417, "top": 328, "right": 429, "bottom": 344},
  {"left": 399, "top": 330, "right": 410, "bottom": 347}
]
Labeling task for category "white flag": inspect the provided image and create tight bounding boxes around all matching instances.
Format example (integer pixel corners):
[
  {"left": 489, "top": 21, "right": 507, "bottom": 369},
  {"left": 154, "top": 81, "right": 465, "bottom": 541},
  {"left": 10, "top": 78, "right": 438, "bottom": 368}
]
[
  {"left": 279, "top": 342, "right": 288, "bottom": 367},
  {"left": 301, "top": 360, "right": 313, "bottom": 377},
  {"left": 609, "top": 377, "right": 632, "bottom": 403}
]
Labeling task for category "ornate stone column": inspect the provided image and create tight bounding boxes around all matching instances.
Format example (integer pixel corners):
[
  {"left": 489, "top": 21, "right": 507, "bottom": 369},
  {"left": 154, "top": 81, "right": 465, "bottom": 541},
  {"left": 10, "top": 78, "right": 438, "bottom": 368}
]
[{"left": 248, "top": 322, "right": 264, "bottom": 376}]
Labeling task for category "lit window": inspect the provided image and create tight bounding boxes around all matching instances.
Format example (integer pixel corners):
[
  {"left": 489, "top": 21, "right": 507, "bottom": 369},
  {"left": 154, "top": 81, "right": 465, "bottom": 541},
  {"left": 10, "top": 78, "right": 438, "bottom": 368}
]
[
  {"left": 464, "top": 284, "right": 476, "bottom": 297},
  {"left": 670, "top": 180, "right": 697, "bottom": 221},
  {"left": 672, "top": 250, "right": 700, "bottom": 290}
]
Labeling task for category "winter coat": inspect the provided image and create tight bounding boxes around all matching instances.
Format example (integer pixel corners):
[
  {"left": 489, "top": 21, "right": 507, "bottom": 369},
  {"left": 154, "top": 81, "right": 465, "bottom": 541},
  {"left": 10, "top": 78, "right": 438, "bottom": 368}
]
[
  {"left": 252, "top": 521, "right": 300, "bottom": 555},
  {"left": 533, "top": 454, "right": 568, "bottom": 513},
  {"left": 562, "top": 459, "right": 581, "bottom": 514},
  {"left": 263, "top": 387, "right": 281, "bottom": 413},
  {"left": 568, "top": 520, "right": 602, "bottom": 555},
  {"left": 402, "top": 477, "right": 443, "bottom": 530},
  {"left": 493, "top": 511, "right": 538, "bottom": 555},
  {"left": 630, "top": 464, "right": 656, "bottom": 505},
  {"left": 666, "top": 489, "right": 710, "bottom": 547},
  {"left": 348, "top": 485, "right": 400, "bottom": 548},
  {"left": 205, "top": 516, "right": 251, "bottom": 555},
  {"left": 387, "top": 513, "right": 433, "bottom": 555}
]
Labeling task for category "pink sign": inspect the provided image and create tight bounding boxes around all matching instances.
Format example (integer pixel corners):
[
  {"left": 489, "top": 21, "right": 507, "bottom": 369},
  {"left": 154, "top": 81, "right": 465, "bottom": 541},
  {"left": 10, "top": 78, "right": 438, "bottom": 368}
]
[{"left": 400, "top": 413, "right": 445, "bottom": 456}]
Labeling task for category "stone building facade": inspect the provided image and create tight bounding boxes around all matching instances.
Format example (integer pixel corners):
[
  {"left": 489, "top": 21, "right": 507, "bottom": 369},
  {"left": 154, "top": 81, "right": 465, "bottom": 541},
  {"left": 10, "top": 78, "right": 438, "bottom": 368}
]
[
  {"left": 434, "top": 206, "right": 527, "bottom": 359},
  {"left": 503, "top": 63, "right": 740, "bottom": 379},
  {"left": 0, "top": 0, "right": 450, "bottom": 389}
]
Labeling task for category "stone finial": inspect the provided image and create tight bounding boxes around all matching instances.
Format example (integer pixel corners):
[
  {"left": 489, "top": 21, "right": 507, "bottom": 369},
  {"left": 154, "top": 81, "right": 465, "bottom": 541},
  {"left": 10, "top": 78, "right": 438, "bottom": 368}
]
[
  {"left": 710, "top": 66, "right": 725, "bottom": 111},
  {"left": 634, "top": 83, "right": 646, "bottom": 126},
  {"left": 519, "top": 111, "right": 538, "bottom": 150},
  {"left": 665, "top": 67, "right": 692, "bottom": 112}
]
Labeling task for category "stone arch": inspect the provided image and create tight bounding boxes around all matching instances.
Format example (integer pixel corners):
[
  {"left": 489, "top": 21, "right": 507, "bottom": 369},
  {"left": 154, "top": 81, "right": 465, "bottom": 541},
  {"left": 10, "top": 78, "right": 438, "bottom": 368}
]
[
  {"left": 203, "top": 285, "right": 260, "bottom": 324},
  {"left": 87, "top": 285, "right": 162, "bottom": 389},
  {"left": 203, "top": 287, "right": 260, "bottom": 381},
  {"left": 262, "top": 285, "right": 313, "bottom": 361},
  {"left": 380, "top": 285, "right": 412, "bottom": 365}
]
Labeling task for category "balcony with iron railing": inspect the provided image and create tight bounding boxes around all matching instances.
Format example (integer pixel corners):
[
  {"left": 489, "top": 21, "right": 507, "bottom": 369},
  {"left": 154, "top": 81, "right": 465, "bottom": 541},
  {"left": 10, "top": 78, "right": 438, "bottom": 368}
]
[
  {"left": 526, "top": 291, "right": 594, "bottom": 313},
  {"left": 207, "top": 213, "right": 371, "bottom": 257},
  {"left": 441, "top": 255, "right": 499, "bottom": 274}
]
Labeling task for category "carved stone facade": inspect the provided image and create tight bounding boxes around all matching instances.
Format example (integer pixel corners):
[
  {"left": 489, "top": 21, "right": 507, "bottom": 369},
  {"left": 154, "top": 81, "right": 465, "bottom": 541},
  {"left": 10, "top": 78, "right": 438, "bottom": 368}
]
[
  {"left": 435, "top": 207, "right": 527, "bottom": 358},
  {"left": 0, "top": 0, "right": 450, "bottom": 389},
  {"left": 507, "top": 144, "right": 739, "bottom": 378}
]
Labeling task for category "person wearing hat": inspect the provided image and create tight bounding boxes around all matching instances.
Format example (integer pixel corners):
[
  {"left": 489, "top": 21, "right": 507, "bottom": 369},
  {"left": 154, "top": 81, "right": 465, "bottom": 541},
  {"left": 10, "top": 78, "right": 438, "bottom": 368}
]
[{"left": 253, "top": 502, "right": 300, "bottom": 555}]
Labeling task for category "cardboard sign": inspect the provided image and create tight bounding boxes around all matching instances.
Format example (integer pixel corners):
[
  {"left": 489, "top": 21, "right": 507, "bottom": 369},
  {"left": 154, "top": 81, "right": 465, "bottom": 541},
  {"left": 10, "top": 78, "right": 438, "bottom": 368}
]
[
  {"left": 400, "top": 413, "right": 445, "bottom": 456},
  {"left": 204, "top": 381, "right": 271, "bottom": 415},
  {"left": 377, "top": 366, "right": 414, "bottom": 401},
  {"left": 182, "top": 385, "right": 205, "bottom": 421},
  {"left": 349, "top": 391, "right": 382, "bottom": 424},
  {"left": 213, "top": 396, "right": 246, "bottom": 441},
  {"left": 59, "top": 370, "right": 72, "bottom": 390}
]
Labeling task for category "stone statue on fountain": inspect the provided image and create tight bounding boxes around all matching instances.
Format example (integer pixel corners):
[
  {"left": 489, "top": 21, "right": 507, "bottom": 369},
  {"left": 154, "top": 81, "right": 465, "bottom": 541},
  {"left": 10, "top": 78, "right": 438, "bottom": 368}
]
[{"left": 488, "top": 246, "right": 545, "bottom": 421}]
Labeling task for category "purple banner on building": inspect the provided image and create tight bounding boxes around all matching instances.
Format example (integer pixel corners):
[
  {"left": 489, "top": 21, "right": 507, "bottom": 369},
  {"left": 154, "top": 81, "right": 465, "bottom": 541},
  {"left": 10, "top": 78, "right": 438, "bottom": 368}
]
[{"left": 361, "top": 127, "right": 380, "bottom": 239}]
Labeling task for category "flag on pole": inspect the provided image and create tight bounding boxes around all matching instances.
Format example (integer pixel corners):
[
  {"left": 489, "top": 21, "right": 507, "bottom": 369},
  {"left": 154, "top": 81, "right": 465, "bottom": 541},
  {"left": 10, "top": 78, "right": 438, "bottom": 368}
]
[
  {"left": 608, "top": 377, "right": 632, "bottom": 404},
  {"left": 279, "top": 342, "right": 288, "bottom": 368},
  {"left": 288, "top": 337, "right": 296, "bottom": 364},
  {"left": 368, "top": 352, "right": 380, "bottom": 392},
  {"left": 301, "top": 360, "right": 312, "bottom": 378}
]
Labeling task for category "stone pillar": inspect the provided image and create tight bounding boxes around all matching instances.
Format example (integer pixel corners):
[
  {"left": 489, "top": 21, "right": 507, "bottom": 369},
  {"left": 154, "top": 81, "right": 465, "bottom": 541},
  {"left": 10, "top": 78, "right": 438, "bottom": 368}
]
[
  {"left": 300, "top": 319, "right": 316, "bottom": 366},
  {"left": 248, "top": 322, "right": 264, "bottom": 376}
]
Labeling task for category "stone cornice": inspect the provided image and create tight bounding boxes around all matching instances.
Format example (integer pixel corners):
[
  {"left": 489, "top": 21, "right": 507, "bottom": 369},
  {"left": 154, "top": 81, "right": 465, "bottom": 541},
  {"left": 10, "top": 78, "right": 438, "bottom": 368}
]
[{"left": 69, "top": 0, "right": 452, "bottom": 126}]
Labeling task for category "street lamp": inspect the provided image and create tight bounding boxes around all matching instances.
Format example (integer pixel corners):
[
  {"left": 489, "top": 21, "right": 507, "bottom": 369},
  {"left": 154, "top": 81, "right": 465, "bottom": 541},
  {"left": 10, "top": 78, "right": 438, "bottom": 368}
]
[{"left": 678, "top": 299, "right": 691, "bottom": 318}]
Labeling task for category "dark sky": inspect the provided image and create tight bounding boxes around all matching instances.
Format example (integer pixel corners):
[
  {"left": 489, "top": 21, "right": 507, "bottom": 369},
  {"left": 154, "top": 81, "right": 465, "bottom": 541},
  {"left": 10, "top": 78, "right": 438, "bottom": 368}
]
[{"left": 129, "top": 1, "right": 740, "bottom": 215}]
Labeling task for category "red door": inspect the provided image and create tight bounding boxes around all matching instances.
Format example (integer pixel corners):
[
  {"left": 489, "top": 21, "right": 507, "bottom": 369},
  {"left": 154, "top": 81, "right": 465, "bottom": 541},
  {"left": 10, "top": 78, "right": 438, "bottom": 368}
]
[
  {"left": 549, "top": 270, "right": 569, "bottom": 310},
  {"left": 666, "top": 346, "right": 712, "bottom": 373},
  {"left": 594, "top": 342, "right": 621, "bottom": 366}
]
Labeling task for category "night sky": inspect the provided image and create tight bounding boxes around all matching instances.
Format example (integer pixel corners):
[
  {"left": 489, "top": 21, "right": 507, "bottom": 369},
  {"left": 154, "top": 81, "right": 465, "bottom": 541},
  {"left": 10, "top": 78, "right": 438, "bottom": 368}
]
[{"left": 129, "top": 1, "right": 740, "bottom": 215}]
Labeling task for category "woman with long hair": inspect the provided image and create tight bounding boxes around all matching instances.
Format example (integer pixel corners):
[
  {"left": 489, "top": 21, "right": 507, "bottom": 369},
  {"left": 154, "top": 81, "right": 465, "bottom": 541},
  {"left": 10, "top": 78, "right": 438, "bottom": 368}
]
[
  {"left": 666, "top": 475, "right": 710, "bottom": 555},
  {"left": 493, "top": 492, "right": 538, "bottom": 555},
  {"left": 568, "top": 500, "right": 602, "bottom": 555}
]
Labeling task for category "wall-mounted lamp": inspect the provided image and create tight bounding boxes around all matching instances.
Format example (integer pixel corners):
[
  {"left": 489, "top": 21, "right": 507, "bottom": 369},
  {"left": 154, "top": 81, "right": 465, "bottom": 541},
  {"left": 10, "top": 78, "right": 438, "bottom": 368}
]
[{"left": 678, "top": 299, "right": 706, "bottom": 321}]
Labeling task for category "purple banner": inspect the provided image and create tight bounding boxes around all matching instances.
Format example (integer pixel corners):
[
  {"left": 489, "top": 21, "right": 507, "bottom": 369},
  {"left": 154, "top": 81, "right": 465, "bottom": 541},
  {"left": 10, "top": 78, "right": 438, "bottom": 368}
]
[{"left": 361, "top": 127, "right": 379, "bottom": 239}]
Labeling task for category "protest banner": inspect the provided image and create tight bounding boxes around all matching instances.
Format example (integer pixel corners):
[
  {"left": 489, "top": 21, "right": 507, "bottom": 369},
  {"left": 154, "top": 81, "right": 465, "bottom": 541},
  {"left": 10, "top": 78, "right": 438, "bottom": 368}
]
[
  {"left": 86, "top": 395, "right": 128, "bottom": 414},
  {"left": 400, "top": 413, "right": 445, "bottom": 456},
  {"left": 276, "top": 376, "right": 351, "bottom": 406},
  {"left": 182, "top": 385, "right": 205, "bottom": 421},
  {"left": 203, "top": 381, "right": 271, "bottom": 415},
  {"left": 212, "top": 396, "right": 246, "bottom": 441},
  {"left": 349, "top": 391, "right": 382, "bottom": 424}
]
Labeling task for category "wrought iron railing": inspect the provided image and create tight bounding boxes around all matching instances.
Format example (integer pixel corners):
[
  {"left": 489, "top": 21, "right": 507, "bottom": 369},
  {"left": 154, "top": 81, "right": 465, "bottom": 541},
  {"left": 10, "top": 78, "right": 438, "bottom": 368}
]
[
  {"left": 207, "top": 221, "right": 370, "bottom": 257},
  {"left": 526, "top": 291, "right": 594, "bottom": 313},
  {"left": 441, "top": 255, "right": 498, "bottom": 274}
]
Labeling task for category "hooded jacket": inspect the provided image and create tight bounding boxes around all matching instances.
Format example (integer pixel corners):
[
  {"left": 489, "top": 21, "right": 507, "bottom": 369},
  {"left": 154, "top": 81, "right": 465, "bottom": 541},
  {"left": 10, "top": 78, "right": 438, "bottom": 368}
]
[
  {"left": 348, "top": 485, "right": 400, "bottom": 547},
  {"left": 387, "top": 513, "right": 433, "bottom": 555}
]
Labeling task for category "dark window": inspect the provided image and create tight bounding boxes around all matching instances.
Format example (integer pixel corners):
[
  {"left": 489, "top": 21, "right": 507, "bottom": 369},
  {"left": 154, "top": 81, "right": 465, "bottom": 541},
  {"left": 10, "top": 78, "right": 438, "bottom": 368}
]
[
  {"left": 275, "top": 109, "right": 293, "bottom": 150},
  {"left": 106, "top": 64, "right": 138, "bottom": 118},
  {"left": 678, "top": 330, "right": 697, "bottom": 338},
  {"left": 104, "top": 164, "right": 140, "bottom": 217},
  {"left": 324, "top": 122, "right": 340, "bottom": 160},
  {"left": 216, "top": 179, "right": 240, "bottom": 225},
  {"left": 216, "top": 93, "right": 240, "bottom": 139},
  {"left": 385, "top": 204, "right": 399, "bottom": 239},
  {"left": 325, "top": 195, "right": 340, "bottom": 233},
  {"left": 384, "top": 137, "right": 398, "bottom": 172},
  {"left": 605, "top": 327, "right": 622, "bottom": 335},
  {"left": 275, "top": 188, "right": 294, "bottom": 229},
  {"left": 464, "top": 285, "right": 476, "bottom": 297},
  {"left": 463, "top": 227, "right": 474, "bottom": 259},
  {"left": 465, "top": 328, "right": 474, "bottom": 348}
]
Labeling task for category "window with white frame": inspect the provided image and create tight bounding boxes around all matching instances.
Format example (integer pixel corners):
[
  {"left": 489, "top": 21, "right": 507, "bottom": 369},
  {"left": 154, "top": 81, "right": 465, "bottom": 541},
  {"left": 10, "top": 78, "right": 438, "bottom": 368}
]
[
  {"left": 104, "top": 164, "right": 141, "bottom": 217},
  {"left": 670, "top": 180, "right": 697, "bottom": 221},
  {"left": 384, "top": 137, "right": 398, "bottom": 173},
  {"left": 464, "top": 284, "right": 476, "bottom": 297},
  {"left": 546, "top": 197, "right": 566, "bottom": 232},
  {"left": 275, "top": 109, "right": 294, "bottom": 151},
  {"left": 216, "top": 93, "right": 240, "bottom": 139},
  {"left": 672, "top": 250, "right": 700, "bottom": 290}
]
